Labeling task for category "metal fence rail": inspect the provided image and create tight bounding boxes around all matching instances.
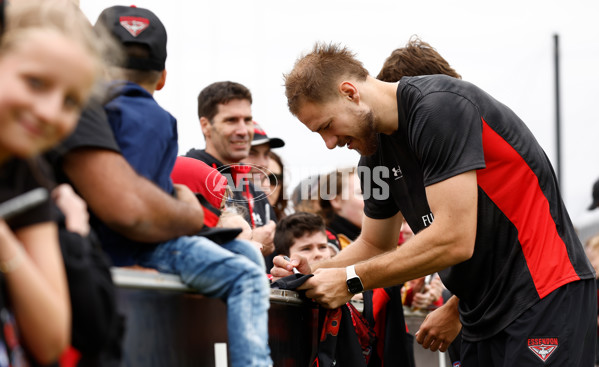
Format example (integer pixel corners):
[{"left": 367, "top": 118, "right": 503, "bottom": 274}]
[{"left": 112, "top": 268, "right": 449, "bottom": 367}]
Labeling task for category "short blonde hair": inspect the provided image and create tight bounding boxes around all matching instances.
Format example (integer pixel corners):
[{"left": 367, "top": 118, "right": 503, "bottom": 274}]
[{"left": 284, "top": 43, "right": 369, "bottom": 116}]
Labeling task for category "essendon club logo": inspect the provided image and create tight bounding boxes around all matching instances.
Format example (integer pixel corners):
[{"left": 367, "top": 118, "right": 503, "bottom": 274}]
[
  {"left": 119, "top": 16, "right": 149, "bottom": 37},
  {"left": 527, "top": 337, "right": 558, "bottom": 362}
]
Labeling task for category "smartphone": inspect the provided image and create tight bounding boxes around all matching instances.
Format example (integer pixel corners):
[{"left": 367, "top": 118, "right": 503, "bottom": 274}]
[{"left": 0, "top": 188, "right": 49, "bottom": 220}]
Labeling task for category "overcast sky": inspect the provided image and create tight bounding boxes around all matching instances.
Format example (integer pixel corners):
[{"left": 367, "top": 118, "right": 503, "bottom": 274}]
[{"left": 80, "top": 0, "right": 599, "bottom": 227}]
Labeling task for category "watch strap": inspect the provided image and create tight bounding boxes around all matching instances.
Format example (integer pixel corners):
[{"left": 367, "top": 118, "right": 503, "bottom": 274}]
[{"left": 346, "top": 264, "right": 358, "bottom": 279}]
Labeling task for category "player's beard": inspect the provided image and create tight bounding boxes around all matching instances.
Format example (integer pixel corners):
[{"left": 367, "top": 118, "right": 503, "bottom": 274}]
[{"left": 355, "top": 109, "right": 378, "bottom": 156}]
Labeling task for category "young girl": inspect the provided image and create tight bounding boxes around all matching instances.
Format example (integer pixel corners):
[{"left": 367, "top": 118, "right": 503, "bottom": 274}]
[{"left": 0, "top": 0, "right": 104, "bottom": 364}]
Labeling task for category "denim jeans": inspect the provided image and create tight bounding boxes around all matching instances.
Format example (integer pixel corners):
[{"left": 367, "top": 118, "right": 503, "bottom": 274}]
[{"left": 137, "top": 236, "right": 272, "bottom": 367}]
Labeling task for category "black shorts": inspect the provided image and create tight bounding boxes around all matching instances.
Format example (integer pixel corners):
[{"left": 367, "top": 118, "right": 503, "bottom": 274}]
[{"left": 457, "top": 278, "right": 596, "bottom": 366}]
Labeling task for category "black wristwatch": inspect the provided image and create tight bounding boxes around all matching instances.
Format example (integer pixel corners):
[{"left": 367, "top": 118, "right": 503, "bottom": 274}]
[{"left": 346, "top": 265, "right": 364, "bottom": 294}]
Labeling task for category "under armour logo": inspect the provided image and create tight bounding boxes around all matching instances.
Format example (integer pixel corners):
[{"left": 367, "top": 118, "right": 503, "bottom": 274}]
[{"left": 391, "top": 166, "right": 403, "bottom": 179}]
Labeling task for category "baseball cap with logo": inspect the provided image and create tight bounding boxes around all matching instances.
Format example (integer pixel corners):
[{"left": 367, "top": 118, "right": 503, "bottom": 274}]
[
  {"left": 95, "top": 5, "right": 167, "bottom": 71},
  {"left": 251, "top": 121, "right": 285, "bottom": 148},
  {"left": 589, "top": 178, "right": 599, "bottom": 210}
]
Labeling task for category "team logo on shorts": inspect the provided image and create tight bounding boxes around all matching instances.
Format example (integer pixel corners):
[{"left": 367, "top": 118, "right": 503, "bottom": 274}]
[
  {"left": 452, "top": 362, "right": 461, "bottom": 367},
  {"left": 527, "top": 337, "right": 558, "bottom": 362}
]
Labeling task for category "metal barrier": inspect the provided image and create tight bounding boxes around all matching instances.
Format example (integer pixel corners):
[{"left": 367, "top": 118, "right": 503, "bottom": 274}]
[
  {"left": 112, "top": 268, "right": 318, "bottom": 367},
  {"left": 112, "top": 268, "right": 450, "bottom": 367}
]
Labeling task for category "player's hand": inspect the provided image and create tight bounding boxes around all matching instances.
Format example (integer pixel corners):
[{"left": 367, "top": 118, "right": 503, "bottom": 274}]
[
  {"left": 270, "top": 254, "right": 311, "bottom": 280},
  {"left": 415, "top": 296, "right": 462, "bottom": 352},
  {"left": 298, "top": 267, "right": 352, "bottom": 309}
]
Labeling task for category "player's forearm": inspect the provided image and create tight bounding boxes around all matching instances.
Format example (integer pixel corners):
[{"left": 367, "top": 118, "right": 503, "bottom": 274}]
[
  {"left": 311, "top": 236, "right": 390, "bottom": 272},
  {"left": 444, "top": 295, "right": 460, "bottom": 312},
  {"left": 358, "top": 224, "right": 472, "bottom": 291},
  {"left": 356, "top": 172, "right": 477, "bottom": 291}
]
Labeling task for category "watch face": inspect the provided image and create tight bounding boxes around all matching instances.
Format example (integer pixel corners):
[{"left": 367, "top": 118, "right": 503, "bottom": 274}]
[{"left": 347, "top": 277, "right": 363, "bottom": 294}]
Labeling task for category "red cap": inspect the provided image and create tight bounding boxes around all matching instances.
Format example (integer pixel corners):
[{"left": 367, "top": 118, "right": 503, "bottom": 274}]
[{"left": 171, "top": 157, "right": 229, "bottom": 227}]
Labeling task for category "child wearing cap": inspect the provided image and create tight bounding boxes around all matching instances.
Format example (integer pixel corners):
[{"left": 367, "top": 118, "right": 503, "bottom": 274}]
[
  {"left": 91, "top": 6, "right": 272, "bottom": 367},
  {"left": 95, "top": 5, "right": 175, "bottom": 194}
]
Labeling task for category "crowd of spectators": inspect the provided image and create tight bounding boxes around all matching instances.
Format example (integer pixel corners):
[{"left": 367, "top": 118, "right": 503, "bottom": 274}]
[{"left": 3, "top": 1, "right": 598, "bottom": 366}]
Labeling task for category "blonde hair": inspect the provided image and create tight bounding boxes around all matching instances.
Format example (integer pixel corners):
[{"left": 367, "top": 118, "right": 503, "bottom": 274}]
[
  {"left": 1, "top": 0, "right": 120, "bottom": 96},
  {"left": 284, "top": 43, "right": 369, "bottom": 116},
  {"left": 2, "top": 1, "right": 95, "bottom": 56}
]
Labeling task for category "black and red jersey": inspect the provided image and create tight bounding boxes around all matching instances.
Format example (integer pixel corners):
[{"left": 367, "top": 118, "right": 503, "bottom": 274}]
[{"left": 359, "top": 75, "right": 594, "bottom": 341}]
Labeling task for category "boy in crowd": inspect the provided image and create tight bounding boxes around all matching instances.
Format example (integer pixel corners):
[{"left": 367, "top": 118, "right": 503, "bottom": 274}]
[{"left": 274, "top": 212, "right": 331, "bottom": 264}]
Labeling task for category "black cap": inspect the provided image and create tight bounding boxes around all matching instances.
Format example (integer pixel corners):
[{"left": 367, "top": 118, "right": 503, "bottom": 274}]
[
  {"left": 251, "top": 121, "right": 285, "bottom": 149},
  {"left": 589, "top": 178, "right": 599, "bottom": 210},
  {"left": 95, "top": 5, "right": 166, "bottom": 71}
]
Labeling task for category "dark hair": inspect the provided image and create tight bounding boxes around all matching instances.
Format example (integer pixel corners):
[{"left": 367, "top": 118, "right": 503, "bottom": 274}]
[
  {"left": 274, "top": 212, "right": 326, "bottom": 256},
  {"left": 197, "top": 81, "right": 252, "bottom": 122},
  {"left": 119, "top": 44, "right": 162, "bottom": 85},
  {"left": 284, "top": 42, "right": 369, "bottom": 116},
  {"left": 377, "top": 36, "right": 461, "bottom": 82},
  {"left": 268, "top": 151, "right": 288, "bottom": 219}
]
